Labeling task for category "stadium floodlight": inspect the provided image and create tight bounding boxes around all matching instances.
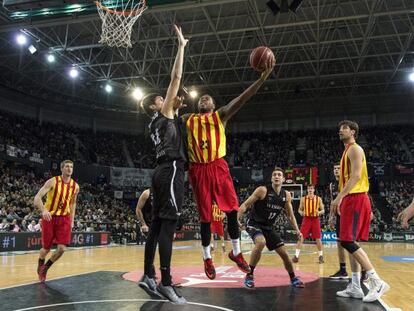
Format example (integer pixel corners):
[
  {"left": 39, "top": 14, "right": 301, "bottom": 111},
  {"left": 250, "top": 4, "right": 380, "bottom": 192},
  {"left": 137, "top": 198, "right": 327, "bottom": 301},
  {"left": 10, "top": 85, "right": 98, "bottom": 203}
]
[
  {"left": 409, "top": 72, "right": 414, "bottom": 82},
  {"left": 16, "top": 33, "right": 28, "bottom": 45},
  {"left": 69, "top": 67, "right": 79, "bottom": 79},
  {"left": 132, "top": 87, "right": 144, "bottom": 100},
  {"left": 46, "top": 54, "right": 55, "bottom": 63},
  {"left": 28, "top": 44, "right": 37, "bottom": 54},
  {"left": 189, "top": 90, "right": 198, "bottom": 99},
  {"left": 105, "top": 84, "right": 113, "bottom": 93}
]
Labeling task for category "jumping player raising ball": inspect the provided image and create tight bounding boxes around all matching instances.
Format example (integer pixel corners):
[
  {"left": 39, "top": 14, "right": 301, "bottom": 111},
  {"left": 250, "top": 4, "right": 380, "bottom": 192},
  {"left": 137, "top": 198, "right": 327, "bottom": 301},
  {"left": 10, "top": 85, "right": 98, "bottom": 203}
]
[
  {"left": 34, "top": 160, "right": 79, "bottom": 282},
  {"left": 181, "top": 47, "right": 275, "bottom": 279},
  {"left": 331, "top": 120, "right": 389, "bottom": 302},
  {"left": 238, "top": 167, "right": 304, "bottom": 289}
]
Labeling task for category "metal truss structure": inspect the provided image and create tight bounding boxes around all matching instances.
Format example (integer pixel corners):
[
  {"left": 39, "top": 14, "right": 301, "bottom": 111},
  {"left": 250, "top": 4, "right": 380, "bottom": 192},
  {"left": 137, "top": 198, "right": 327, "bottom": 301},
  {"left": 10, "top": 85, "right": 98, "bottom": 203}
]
[{"left": 0, "top": 0, "right": 413, "bottom": 121}]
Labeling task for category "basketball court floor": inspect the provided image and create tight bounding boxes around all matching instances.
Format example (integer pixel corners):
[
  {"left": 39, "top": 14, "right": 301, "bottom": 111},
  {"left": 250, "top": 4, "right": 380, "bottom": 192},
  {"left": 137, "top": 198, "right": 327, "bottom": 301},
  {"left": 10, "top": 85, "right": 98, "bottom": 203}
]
[{"left": 1, "top": 241, "right": 411, "bottom": 310}]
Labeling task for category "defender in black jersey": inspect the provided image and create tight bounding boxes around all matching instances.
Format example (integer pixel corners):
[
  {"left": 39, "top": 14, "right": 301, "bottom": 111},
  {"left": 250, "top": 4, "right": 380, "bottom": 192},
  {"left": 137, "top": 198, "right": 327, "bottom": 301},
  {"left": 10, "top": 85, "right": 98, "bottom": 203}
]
[
  {"left": 328, "top": 163, "right": 348, "bottom": 279},
  {"left": 137, "top": 25, "right": 188, "bottom": 305},
  {"left": 237, "top": 167, "right": 304, "bottom": 289}
]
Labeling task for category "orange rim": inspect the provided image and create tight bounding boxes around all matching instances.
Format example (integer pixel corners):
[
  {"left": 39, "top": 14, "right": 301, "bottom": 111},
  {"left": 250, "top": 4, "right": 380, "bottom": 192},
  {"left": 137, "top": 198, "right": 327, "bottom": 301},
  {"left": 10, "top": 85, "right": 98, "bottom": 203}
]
[{"left": 95, "top": 1, "right": 147, "bottom": 17}]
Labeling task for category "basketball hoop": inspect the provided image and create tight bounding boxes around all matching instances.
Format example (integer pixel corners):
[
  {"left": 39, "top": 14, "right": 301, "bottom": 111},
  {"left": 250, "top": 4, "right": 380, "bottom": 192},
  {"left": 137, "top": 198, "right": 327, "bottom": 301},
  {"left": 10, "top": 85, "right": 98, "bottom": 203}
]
[{"left": 95, "top": 0, "right": 147, "bottom": 48}]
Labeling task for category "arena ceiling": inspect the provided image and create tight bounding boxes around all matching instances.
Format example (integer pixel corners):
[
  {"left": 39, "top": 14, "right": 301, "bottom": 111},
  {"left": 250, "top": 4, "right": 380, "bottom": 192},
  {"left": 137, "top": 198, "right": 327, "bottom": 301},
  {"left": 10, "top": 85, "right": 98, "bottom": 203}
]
[{"left": 0, "top": 0, "right": 413, "bottom": 121}]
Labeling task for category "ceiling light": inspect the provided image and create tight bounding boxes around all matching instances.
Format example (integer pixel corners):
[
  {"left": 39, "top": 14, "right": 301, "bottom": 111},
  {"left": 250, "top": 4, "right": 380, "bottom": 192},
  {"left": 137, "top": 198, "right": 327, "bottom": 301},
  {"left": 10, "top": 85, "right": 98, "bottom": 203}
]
[
  {"left": 69, "top": 68, "right": 79, "bottom": 79},
  {"left": 132, "top": 87, "right": 144, "bottom": 100}
]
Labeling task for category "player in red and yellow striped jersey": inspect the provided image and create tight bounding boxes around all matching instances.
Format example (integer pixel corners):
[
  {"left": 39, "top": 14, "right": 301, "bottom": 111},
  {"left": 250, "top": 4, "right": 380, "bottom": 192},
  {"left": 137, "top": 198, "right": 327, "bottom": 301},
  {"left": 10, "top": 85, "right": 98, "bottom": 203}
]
[
  {"left": 331, "top": 120, "right": 389, "bottom": 302},
  {"left": 34, "top": 160, "right": 80, "bottom": 283},
  {"left": 292, "top": 184, "right": 325, "bottom": 264},
  {"left": 210, "top": 202, "right": 226, "bottom": 252},
  {"left": 181, "top": 58, "right": 275, "bottom": 280}
]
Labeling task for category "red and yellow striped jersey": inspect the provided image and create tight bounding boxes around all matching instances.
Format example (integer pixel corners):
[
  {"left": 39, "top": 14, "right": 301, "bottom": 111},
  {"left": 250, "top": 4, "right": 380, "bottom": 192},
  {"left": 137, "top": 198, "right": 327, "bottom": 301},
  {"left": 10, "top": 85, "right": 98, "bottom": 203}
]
[
  {"left": 302, "top": 195, "right": 321, "bottom": 217},
  {"left": 339, "top": 143, "right": 369, "bottom": 194},
  {"left": 186, "top": 111, "right": 226, "bottom": 163},
  {"left": 44, "top": 176, "right": 78, "bottom": 216},
  {"left": 212, "top": 203, "right": 224, "bottom": 222}
]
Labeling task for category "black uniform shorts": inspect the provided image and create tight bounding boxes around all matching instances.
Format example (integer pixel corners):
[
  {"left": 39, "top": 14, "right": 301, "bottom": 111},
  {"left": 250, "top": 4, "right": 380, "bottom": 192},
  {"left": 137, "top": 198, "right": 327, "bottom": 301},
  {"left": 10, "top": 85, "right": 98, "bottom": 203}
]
[
  {"left": 152, "top": 160, "right": 185, "bottom": 221},
  {"left": 246, "top": 221, "right": 284, "bottom": 251}
]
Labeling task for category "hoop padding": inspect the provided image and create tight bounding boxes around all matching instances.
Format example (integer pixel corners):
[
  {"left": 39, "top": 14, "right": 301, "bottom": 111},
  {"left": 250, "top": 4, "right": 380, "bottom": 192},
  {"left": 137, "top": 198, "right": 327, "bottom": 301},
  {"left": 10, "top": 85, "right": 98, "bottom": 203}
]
[{"left": 96, "top": 0, "right": 147, "bottom": 48}]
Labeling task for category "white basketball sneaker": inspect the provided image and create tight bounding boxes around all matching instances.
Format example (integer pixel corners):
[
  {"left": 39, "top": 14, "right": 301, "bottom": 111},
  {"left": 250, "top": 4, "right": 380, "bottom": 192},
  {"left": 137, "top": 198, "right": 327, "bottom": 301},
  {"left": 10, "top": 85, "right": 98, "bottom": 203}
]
[
  {"left": 363, "top": 279, "right": 390, "bottom": 303},
  {"left": 336, "top": 282, "right": 364, "bottom": 299}
]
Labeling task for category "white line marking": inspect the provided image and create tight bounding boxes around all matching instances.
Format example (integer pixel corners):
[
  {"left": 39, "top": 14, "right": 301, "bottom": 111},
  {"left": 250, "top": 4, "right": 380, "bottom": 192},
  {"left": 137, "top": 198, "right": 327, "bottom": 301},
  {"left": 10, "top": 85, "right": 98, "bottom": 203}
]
[
  {"left": 0, "top": 270, "right": 100, "bottom": 290},
  {"left": 12, "top": 299, "right": 235, "bottom": 311},
  {"left": 170, "top": 160, "right": 178, "bottom": 213},
  {"left": 364, "top": 281, "right": 401, "bottom": 311}
]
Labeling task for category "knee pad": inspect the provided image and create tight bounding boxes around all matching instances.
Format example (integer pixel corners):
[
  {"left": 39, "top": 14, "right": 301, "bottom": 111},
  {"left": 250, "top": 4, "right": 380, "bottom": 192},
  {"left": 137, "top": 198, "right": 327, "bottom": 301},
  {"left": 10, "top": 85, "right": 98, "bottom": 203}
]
[{"left": 340, "top": 241, "right": 360, "bottom": 254}]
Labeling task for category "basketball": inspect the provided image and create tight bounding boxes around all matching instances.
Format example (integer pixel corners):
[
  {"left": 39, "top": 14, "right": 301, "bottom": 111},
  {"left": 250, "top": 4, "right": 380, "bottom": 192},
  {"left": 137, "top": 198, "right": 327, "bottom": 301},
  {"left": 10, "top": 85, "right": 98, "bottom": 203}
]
[{"left": 249, "top": 46, "right": 275, "bottom": 72}]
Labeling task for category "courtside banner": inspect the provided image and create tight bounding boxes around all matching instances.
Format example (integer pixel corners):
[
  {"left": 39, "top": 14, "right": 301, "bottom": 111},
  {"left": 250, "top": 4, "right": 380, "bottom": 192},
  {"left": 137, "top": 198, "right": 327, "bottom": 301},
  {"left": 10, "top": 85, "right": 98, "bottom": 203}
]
[
  {"left": 110, "top": 167, "right": 152, "bottom": 188},
  {"left": 0, "top": 232, "right": 109, "bottom": 252},
  {"left": 322, "top": 231, "right": 337, "bottom": 242}
]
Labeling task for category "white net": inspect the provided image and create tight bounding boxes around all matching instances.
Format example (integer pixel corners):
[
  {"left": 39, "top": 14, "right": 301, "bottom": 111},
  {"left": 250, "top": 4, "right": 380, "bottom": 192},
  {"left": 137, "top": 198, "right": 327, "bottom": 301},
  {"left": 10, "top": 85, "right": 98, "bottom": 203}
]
[{"left": 95, "top": 0, "right": 147, "bottom": 48}]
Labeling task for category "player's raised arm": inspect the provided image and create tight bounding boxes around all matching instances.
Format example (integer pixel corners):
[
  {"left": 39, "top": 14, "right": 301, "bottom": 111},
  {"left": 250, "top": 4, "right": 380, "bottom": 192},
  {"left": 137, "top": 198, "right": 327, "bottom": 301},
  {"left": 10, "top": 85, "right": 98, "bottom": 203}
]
[
  {"left": 34, "top": 178, "right": 55, "bottom": 221},
  {"left": 218, "top": 59, "right": 274, "bottom": 124},
  {"left": 136, "top": 189, "right": 150, "bottom": 232},
  {"left": 237, "top": 186, "right": 267, "bottom": 222},
  {"left": 161, "top": 25, "right": 188, "bottom": 119}
]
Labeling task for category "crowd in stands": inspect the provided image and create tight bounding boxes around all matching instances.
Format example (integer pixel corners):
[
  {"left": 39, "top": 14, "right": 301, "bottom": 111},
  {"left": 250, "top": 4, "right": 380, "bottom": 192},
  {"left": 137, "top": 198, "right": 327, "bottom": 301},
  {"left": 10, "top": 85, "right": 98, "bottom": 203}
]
[
  {"left": 1, "top": 159, "right": 413, "bottom": 241},
  {"left": 1, "top": 108, "right": 413, "bottom": 242},
  {"left": 380, "top": 180, "right": 414, "bottom": 231},
  {"left": 1, "top": 110, "right": 413, "bottom": 169},
  {"left": 0, "top": 161, "right": 139, "bottom": 243}
]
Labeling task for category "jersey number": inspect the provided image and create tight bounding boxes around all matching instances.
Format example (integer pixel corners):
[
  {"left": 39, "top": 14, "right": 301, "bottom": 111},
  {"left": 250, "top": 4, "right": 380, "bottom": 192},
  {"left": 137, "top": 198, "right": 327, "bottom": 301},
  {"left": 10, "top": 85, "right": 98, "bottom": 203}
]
[
  {"left": 199, "top": 140, "right": 209, "bottom": 150},
  {"left": 150, "top": 128, "right": 161, "bottom": 146},
  {"left": 268, "top": 212, "right": 277, "bottom": 220}
]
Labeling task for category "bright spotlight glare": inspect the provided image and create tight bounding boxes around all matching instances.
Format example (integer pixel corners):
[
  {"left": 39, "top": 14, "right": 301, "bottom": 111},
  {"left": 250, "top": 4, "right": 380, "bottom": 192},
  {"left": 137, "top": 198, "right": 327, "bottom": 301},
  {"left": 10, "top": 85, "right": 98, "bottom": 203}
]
[
  {"left": 47, "top": 54, "right": 55, "bottom": 63},
  {"left": 16, "top": 34, "right": 27, "bottom": 46},
  {"left": 132, "top": 87, "right": 144, "bottom": 100},
  {"left": 189, "top": 90, "right": 198, "bottom": 98},
  {"left": 105, "top": 84, "right": 113, "bottom": 93},
  {"left": 409, "top": 72, "right": 414, "bottom": 82},
  {"left": 69, "top": 68, "right": 79, "bottom": 78}
]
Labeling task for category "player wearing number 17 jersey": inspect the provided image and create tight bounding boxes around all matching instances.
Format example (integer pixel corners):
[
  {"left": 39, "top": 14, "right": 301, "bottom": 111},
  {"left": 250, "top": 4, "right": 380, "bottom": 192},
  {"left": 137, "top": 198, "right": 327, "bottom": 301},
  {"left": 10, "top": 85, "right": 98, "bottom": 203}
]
[
  {"left": 237, "top": 167, "right": 304, "bottom": 289},
  {"left": 34, "top": 160, "right": 80, "bottom": 283}
]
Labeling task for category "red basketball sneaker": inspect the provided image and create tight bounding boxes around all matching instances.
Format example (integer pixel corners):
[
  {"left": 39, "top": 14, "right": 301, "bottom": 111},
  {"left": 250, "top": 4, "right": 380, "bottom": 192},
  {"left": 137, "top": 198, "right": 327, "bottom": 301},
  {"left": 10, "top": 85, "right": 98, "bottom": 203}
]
[
  {"left": 228, "top": 251, "right": 251, "bottom": 274},
  {"left": 204, "top": 258, "right": 216, "bottom": 280},
  {"left": 38, "top": 265, "right": 48, "bottom": 283}
]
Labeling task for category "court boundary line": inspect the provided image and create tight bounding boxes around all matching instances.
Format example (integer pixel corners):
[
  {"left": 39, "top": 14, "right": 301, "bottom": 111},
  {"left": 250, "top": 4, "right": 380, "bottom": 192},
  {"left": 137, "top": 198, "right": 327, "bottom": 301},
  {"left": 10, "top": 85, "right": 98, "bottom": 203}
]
[
  {"left": 2, "top": 270, "right": 397, "bottom": 311},
  {"left": 0, "top": 270, "right": 101, "bottom": 290},
  {"left": 364, "top": 282, "right": 401, "bottom": 311},
  {"left": 12, "top": 299, "right": 235, "bottom": 311}
]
